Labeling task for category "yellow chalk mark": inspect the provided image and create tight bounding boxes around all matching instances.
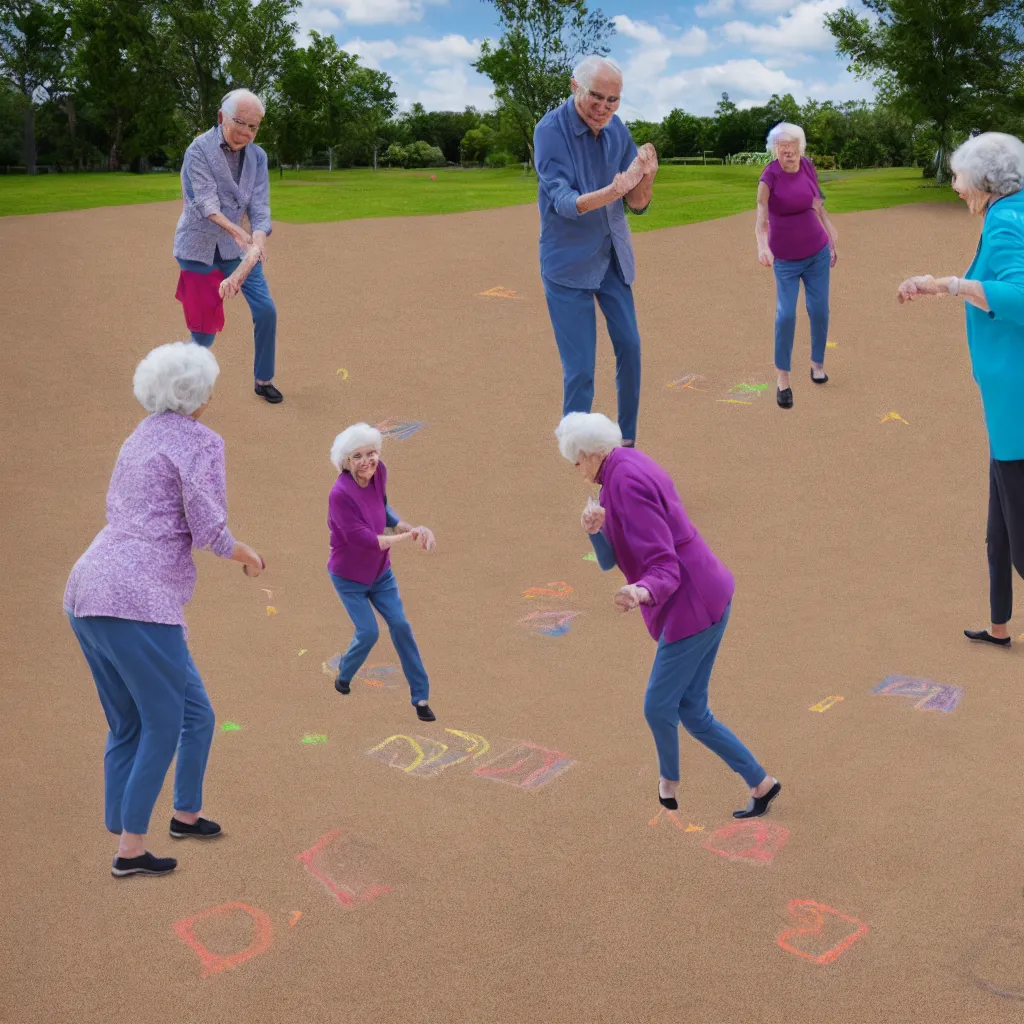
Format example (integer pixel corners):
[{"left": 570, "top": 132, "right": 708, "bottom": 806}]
[
  {"left": 880, "top": 411, "right": 909, "bottom": 425},
  {"left": 809, "top": 695, "right": 844, "bottom": 712},
  {"left": 445, "top": 728, "right": 490, "bottom": 760},
  {"left": 826, "top": 341, "right": 838, "bottom": 348},
  {"left": 321, "top": 661, "right": 332, "bottom": 676},
  {"left": 716, "top": 399, "right": 753, "bottom": 405},
  {"left": 479, "top": 286, "right": 520, "bottom": 299},
  {"left": 370, "top": 734, "right": 426, "bottom": 774},
  {"left": 266, "top": 606, "right": 278, "bottom": 616},
  {"left": 684, "top": 824, "right": 704, "bottom": 832},
  {"left": 298, "top": 649, "right": 307, "bottom": 657},
  {"left": 336, "top": 368, "right": 349, "bottom": 379}
]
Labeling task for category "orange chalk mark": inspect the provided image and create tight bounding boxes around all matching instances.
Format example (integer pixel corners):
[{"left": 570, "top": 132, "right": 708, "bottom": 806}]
[
  {"left": 666, "top": 373, "right": 708, "bottom": 392},
  {"left": 479, "top": 286, "right": 521, "bottom": 299},
  {"left": 173, "top": 902, "right": 273, "bottom": 978},
  {"left": 288, "top": 911, "right": 302, "bottom": 927},
  {"left": 522, "top": 581, "right": 574, "bottom": 599},
  {"left": 704, "top": 820, "right": 789, "bottom": 865},
  {"left": 777, "top": 900, "right": 869, "bottom": 964},
  {"left": 296, "top": 829, "right": 393, "bottom": 908},
  {"left": 266, "top": 606, "right": 278, "bottom": 616},
  {"left": 648, "top": 807, "right": 684, "bottom": 829},
  {"left": 684, "top": 824, "right": 704, "bottom": 832}
]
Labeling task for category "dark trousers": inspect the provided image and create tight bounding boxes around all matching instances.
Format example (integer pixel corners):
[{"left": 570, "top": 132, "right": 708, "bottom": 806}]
[{"left": 987, "top": 458, "right": 1024, "bottom": 624}]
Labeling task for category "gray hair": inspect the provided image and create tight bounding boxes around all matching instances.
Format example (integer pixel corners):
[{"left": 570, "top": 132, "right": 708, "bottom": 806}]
[
  {"left": 555, "top": 412, "right": 622, "bottom": 463},
  {"left": 950, "top": 132, "right": 1024, "bottom": 196},
  {"left": 767, "top": 122, "right": 806, "bottom": 157},
  {"left": 133, "top": 342, "right": 219, "bottom": 416},
  {"left": 331, "top": 422, "right": 382, "bottom": 472},
  {"left": 572, "top": 55, "right": 623, "bottom": 92},
  {"left": 221, "top": 88, "right": 265, "bottom": 118}
]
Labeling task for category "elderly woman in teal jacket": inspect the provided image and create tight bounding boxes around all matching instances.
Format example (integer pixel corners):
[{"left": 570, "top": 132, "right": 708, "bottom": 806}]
[{"left": 899, "top": 132, "right": 1024, "bottom": 647}]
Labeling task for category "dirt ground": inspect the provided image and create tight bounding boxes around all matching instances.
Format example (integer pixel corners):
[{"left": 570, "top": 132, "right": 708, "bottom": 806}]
[{"left": 2, "top": 195, "right": 1023, "bottom": 1024}]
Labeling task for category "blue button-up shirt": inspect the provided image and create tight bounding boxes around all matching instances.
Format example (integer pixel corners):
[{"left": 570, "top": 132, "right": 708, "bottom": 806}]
[{"left": 534, "top": 96, "right": 639, "bottom": 289}]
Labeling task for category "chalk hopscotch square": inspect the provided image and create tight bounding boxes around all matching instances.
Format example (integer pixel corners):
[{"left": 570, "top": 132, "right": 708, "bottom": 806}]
[
  {"left": 375, "top": 418, "right": 425, "bottom": 440},
  {"left": 873, "top": 675, "right": 963, "bottom": 712},
  {"left": 472, "top": 741, "right": 577, "bottom": 791},
  {"left": 520, "top": 610, "right": 580, "bottom": 637},
  {"left": 296, "top": 829, "right": 392, "bottom": 908},
  {"left": 703, "top": 821, "right": 790, "bottom": 865}
]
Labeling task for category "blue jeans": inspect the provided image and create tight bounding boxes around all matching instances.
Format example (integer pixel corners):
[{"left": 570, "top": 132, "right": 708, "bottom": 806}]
[
  {"left": 68, "top": 615, "right": 215, "bottom": 835},
  {"left": 175, "top": 255, "right": 277, "bottom": 382},
  {"left": 542, "top": 251, "right": 642, "bottom": 442},
  {"left": 772, "top": 242, "right": 830, "bottom": 372},
  {"left": 330, "top": 568, "right": 430, "bottom": 705},
  {"left": 644, "top": 603, "right": 766, "bottom": 785}
]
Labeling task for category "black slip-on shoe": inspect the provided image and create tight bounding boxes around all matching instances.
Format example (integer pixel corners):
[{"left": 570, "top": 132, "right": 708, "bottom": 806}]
[
  {"left": 255, "top": 382, "right": 284, "bottom": 404},
  {"left": 777, "top": 387, "right": 793, "bottom": 409},
  {"left": 335, "top": 675, "right": 351, "bottom": 694},
  {"left": 811, "top": 369, "right": 829, "bottom": 384},
  {"left": 415, "top": 703, "right": 436, "bottom": 722},
  {"left": 964, "top": 629, "right": 1012, "bottom": 647},
  {"left": 169, "top": 817, "right": 222, "bottom": 839},
  {"left": 111, "top": 852, "right": 177, "bottom": 877},
  {"left": 658, "top": 792, "right": 679, "bottom": 810},
  {"left": 733, "top": 781, "right": 782, "bottom": 819}
]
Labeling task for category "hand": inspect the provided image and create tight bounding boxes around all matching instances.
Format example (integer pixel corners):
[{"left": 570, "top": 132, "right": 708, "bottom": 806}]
[
  {"left": 219, "top": 276, "right": 241, "bottom": 301},
  {"left": 613, "top": 162, "right": 645, "bottom": 197},
  {"left": 231, "top": 223, "right": 253, "bottom": 248},
  {"left": 614, "top": 584, "right": 650, "bottom": 612},
  {"left": 240, "top": 545, "right": 265, "bottom": 577},
  {"left": 758, "top": 245, "right": 774, "bottom": 268},
  {"left": 251, "top": 230, "right": 268, "bottom": 263},
  {"left": 897, "top": 275, "right": 941, "bottom": 303},
  {"left": 411, "top": 526, "right": 436, "bottom": 552},
  {"left": 829, "top": 244, "right": 838, "bottom": 269},
  {"left": 637, "top": 143, "right": 658, "bottom": 177},
  {"left": 581, "top": 501, "right": 605, "bottom": 535}
]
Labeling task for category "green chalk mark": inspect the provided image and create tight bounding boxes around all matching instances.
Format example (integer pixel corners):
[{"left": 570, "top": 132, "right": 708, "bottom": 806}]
[
  {"left": 731, "top": 383, "right": 769, "bottom": 393},
  {"left": 583, "top": 552, "right": 597, "bottom": 562},
  {"left": 301, "top": 734, "right": 328, "bottom": 744},
  {"left": 220, "top": 722, "right": 241, "bottom": 732}
]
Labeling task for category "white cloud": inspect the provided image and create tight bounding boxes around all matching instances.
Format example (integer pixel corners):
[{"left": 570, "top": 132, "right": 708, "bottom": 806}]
[
  {"left": 723, "top": 0, "right": 845, "bottom": 53},
  {"left": 742, "top": 0, "right": 810, "bottom": 11},
  {"left": 612, "top": 16, "right": 709, "bottom": 56},
  {"left": 299, "top": 0, "right": 447, "bottom": 29},
  {"left": 343, "top": 34, "right": 483, "bottom": 67},
  {"left": 695, "top": 0, "right": 735, "bottom": 17}
]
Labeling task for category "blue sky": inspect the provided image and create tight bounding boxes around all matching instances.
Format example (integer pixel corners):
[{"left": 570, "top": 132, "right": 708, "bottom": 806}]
[{"left": 295, "top": 0, "right": 874, "bottom": 120}]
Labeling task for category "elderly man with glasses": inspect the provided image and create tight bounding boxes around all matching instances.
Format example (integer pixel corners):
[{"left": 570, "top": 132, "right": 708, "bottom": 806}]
[
  {"left": 533, "top": 55, "right": 657, "bottom": 448},
  {"left": 173, "top": 88, "right": 283, "bottom": 404}
]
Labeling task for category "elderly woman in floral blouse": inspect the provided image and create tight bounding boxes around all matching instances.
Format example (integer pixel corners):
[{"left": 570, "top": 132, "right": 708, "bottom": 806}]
[
  {"left": 64, "top": 342, "right": 264, "bottom": 878},
  {"left": 556, "top": 411, "right": 780, "bottom": 817}
]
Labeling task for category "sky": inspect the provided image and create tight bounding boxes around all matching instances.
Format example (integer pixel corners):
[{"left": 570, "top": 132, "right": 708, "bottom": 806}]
[{"left": 293, "top": 0, "right": 876, "bottom": 121}]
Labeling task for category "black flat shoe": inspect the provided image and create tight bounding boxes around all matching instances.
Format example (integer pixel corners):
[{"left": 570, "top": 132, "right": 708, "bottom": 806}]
[
  {"left": 733, "top": 780, "right": 781, "bottom": 819},
  {"left": 658, "top": 791, "right": 678, "bottom": 810},
  {"left": 964, "top": 629, "right": 1012, "bottom": 646},
  {"left": 169, "top": 816, "right": 222, "bottom": 839},
  {"left": 335, "top": 675, "right": 351, "bottom": 694},
  {"left": 255, "top": 382, "right": 283, "bottom": 404},
  {"left": 415, "top": 703, "right": 436, "bottom": 722},
  {"left": 811, "top": 370, "right": 829, "bottom": 384},
  {"left": 777, "top": 387, "right": 793, "bottom": 409},
  {"left": 111, "top": 851, "right": 177, "bottom": 877}
]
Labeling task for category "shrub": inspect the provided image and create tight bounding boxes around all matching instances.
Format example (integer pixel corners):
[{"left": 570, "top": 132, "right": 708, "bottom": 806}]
[
  {"left": 406, "top": 141, "right": 446, "bottom": 168},
  {"left": 484, "top": 150, "right": 521, "bottom": 168}
]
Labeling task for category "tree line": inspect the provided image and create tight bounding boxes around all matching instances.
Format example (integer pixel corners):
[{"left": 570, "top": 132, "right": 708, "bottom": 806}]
[{"left": 1, "top": 0, "right": 1023, "bottom": 178}]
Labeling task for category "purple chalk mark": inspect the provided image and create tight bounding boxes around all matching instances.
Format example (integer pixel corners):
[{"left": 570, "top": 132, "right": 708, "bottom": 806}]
[
  {"left": 873, "top": 675, "right": 963, "bottom": 712},
  {"left": 473, "top": 742, "right": 577, "bottom": 790},
  {"left": 375, "top": 418, "right": 425, "bottom": 440}
]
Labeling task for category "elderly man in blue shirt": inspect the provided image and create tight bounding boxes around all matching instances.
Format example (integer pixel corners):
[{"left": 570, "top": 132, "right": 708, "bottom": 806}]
[
  {"left": 173, "top": 88, "right": 283, "bottom": 404},
  {"left": 534, "top": 55, "right": 657, "bottom": 447}
]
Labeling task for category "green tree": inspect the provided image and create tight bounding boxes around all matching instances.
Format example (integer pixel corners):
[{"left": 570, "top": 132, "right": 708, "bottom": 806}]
[
  {"left": 826, "top": 0, "right": 1024, "bottom": 181},
  {"left": 473, "top": 0, "right": 614, "bottom": 166},
  {"left": 461, "top": 121, "right": 496, "bottom": 162},
  {"left": 0, "top": 0, "right": 71, "bottom": 173}
]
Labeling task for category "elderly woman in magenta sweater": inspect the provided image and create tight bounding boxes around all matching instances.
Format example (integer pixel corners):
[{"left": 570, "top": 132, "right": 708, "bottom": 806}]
[
  {"left": 756, "top": 122, "right": 838, "bottom": 409},
  {"left": 64, "top": 343, "right": 265, "bottom": 878},
  {"left": 555, "top": 412, "right": 780, "bottom": 816},
  {"left": 898, "top": 132, "right": 1024, "bottom": 647},
  {"left": 328, "top": 423, "right": 437, "bottom": 721}
]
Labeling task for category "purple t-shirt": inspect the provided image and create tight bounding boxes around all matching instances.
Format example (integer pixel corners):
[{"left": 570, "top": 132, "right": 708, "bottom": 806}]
[
  {"left": 759, "top": 157, "right": 829, "bottom": 261},
  {"left": 328, "top": 462, "right": 390, "bottom": 584}
]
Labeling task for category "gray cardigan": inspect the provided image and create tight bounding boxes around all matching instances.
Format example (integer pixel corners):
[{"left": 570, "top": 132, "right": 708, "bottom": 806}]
[{"left": 173, "top": 126, "right": 273, "bottom": 264}]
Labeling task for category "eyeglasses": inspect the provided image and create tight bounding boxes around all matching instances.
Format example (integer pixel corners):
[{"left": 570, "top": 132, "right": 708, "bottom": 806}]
[
  {"left": 230, "top": 115, "right": 261, "bottom": 133},
  {"left": 586, "top": 89, "right": 620, "bottom": 105}
]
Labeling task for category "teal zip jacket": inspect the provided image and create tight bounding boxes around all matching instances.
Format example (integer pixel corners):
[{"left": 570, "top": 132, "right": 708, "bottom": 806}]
[{"left": 966, "top": 189, "right": 1024, "bottom": 460}]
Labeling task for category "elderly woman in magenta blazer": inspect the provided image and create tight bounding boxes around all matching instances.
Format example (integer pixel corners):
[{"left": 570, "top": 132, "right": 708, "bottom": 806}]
[
  {"left": 64, "top": 343, "right": 265, "bottom": 878},
  {"left": 756, "top": 122, "right": 839, "bottom": 409},
  {"left": 898, "top": 132, "right": 1024, "bottom": 648},
  {"left": 555, "top": 412, "right": 780, "bottom": 816},
  {"left": 327, "top": 423, "right": 438, "bottom": 720}
]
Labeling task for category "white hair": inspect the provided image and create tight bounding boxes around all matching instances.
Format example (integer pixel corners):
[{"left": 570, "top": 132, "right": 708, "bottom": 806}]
[
  {"left": 133, "top": 342, "right": 219, "bottom": 416},
  {"left": 555, "top": 412, "right": 623, "bottom": 463},
  {"left": 950, "top": 132, "right": 1024, "bottom": 196},
  {"left": 767, "top": 122, "right": 806, "bottom": 157},
  {"left": 331, "top": 422, "right": 382, "bottom": 472},
  {"left": 221, "top": 88, "right": 265, "bottom": 118},
  {"left": 572, "top": 55, "right": 622, "bottom": 92}
]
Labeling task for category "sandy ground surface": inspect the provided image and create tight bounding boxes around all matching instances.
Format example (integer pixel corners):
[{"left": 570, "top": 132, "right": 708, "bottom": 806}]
[{"left": 2, "top": 197, "right": 1023, "bottom": 1023}]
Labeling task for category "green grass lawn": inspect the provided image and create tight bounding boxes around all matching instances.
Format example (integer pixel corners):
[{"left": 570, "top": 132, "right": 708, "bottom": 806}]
[{"left": 0, "top": 164, "right": 961, "bottom": 229}]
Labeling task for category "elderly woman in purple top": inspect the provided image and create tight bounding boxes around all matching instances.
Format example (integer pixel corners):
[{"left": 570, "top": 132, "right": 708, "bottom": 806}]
[
  {"left": 328, "top": 423, "right": 438, "bottom": 721},
  {"left": 555, "top": 412, "right": 781, "bottom": 816},
  {"left": 64, "top": 343, "right": 265, "bottom": 878},
  {"left": 756, "top": 122, "right": 839, "bottom": 409}
]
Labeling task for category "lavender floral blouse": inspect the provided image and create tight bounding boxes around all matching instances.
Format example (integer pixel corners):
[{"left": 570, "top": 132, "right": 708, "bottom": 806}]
[{"left": 64, "top": 412, "right": 235, "bottom": 628}]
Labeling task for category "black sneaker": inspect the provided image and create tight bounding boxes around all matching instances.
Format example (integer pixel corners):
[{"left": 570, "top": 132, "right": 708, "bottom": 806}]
[
  {"left": 111, "top": 851, "right": 177, "bottom": 877},
  {"left": 169, "top": 816, "right": 222, "bottom": 839},
  {"left": 415, "top": 703, "right": 436, "bottom": 722},
  {"left": 255, "top": 382, "right": 283, "bottom": 404},
  {"left": 335, "top": 675, "right": 351, "bottom": 694}
]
